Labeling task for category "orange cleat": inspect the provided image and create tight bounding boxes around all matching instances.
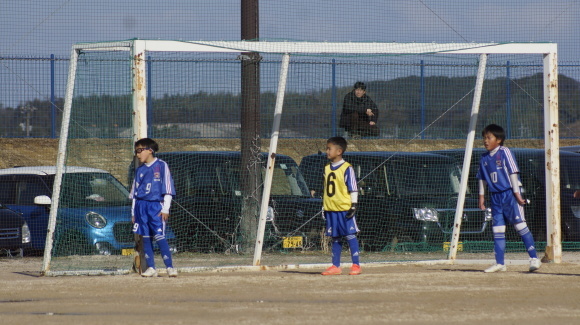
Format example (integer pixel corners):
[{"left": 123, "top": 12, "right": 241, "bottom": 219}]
[
  {"left": 321, "top": 265, "right": 342, "bottom": 275},
  {"left": 349, "top": 264, "right": 362, "bottom": 275}
]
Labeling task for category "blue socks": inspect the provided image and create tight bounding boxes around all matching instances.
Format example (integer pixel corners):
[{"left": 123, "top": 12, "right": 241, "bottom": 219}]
[
  {"left": 518, "top": 226, "right": 538, "bottom": 259},
  {"left": 142, "top": 236, "right": 156, "bottom": 269},
  {"left": 331, "top": 238, "right": 341, "bottom": 267},
  {"left": 156, "top": 238, "right": 174, "bottom": 268},
  {"left": 331, "top": 235, "right": 361, "bottom": 267},
  {"left": 142, "top": 236, "right": 174, "bottom": 269},
  {"left": 346, "top": 234, "right": 360, "bottom": 265},
  {"left": 494, "top": 232, "right": 506, "bottom": 265},
  {"left": 494, "top": 224, "right": 538, "bottom": 265}
]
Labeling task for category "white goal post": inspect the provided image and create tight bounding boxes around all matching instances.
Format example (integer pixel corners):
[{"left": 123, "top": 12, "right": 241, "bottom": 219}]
[{"left": 43, "top": 40, "right": 559, "bottom": 274}]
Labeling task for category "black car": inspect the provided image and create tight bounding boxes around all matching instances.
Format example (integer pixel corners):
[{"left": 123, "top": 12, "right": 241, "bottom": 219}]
[
  {"left": 427, "top": 148, "right": 580, "bottom": 242},
  {"left": 132, "top": 151, "right": 324, "bottom": 253},
  {"left": 561, "top": 146, "right": 580, "bottom": 154},
  {"left": 0, "top": 203, "right": 31, "bottom": 256},
  {"left": 299, "top": 151, "right": 488, "bottom": 251}
]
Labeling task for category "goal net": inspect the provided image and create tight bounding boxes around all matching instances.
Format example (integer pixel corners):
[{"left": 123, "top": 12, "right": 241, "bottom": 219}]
[{"left": 42, "top": 40, "right": 561, "bottom": 275}]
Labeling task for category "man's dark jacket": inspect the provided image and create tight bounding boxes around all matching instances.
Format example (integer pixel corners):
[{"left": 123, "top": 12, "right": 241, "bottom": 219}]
[{"left": 339, "top": 91, "right": 379, "bottom": 131}]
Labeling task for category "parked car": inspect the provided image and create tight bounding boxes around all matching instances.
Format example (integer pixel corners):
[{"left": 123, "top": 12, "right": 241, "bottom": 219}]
[
  {"left": 129, "top": 152, "right": 324, "bottom": 253},
  {"left": 0, "top": 203, "right": 31, "bottom": 256},
  {"left": 0, "top": 166, "right": 165, "bottom": 256},
  {"left": 299, "top": 151, "right": 488, "bottom": 251},
  {"left": 561, "top": 145, "right": 580, "bottom": 154},
  {"left": 427, "top": 148, "right": 580, "bottom": 242}
]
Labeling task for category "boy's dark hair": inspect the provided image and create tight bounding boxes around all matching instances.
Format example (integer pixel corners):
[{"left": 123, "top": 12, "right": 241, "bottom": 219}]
[
  {"left": 353, "top": 81, "right": 366, "bottom": 90},
  {"left": 482, "top": 124, "right": 505, "bottom": 145},
  {"left": 135, "top": 137, "right": 159, "bottom": 153},
  {"left": 327, "top": 136, "right": 348, "bottom": 153}
]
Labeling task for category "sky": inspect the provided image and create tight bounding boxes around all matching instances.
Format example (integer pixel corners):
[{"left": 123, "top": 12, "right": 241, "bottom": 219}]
[
  {"left": 2, "top": 0, "right": 579, "bottom": 57},
  {"left": 1, "top": 0, "right": 580, "bottom": 107}
]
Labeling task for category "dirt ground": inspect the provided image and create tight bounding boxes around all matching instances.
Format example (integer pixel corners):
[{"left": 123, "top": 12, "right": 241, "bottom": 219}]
[
  {"left": 2, "top": 138, "right": 580, "bottom": 325},
  {"left": 1, "top": 256, "right": 580, "bottom": 325}
]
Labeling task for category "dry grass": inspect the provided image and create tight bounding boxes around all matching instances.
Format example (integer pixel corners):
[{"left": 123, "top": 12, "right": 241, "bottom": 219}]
[{"left": 0, "top": 137, "right": 572, "bottom": 185}]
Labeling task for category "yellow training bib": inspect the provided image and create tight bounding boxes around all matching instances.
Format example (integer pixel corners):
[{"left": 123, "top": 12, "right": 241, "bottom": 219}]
[{"left": 323, "top": 162, "right": 352, "bottom": 211}]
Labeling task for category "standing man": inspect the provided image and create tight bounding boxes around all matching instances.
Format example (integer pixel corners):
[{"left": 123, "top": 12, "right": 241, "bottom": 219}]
[{"left": 339, "top": 81, "right": 379, "bottom": 138}]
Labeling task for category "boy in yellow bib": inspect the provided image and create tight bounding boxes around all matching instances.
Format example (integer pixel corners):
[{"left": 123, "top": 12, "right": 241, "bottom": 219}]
[{"left": 321, "top": 136, "right": 361, "bottom": 275}]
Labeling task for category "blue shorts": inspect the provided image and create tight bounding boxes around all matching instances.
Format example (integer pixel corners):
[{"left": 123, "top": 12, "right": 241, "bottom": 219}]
[
  {"left": 132, "top": 200, "right": 167, "bottom": 240},
  {"left": 490, "top": 190, "right": 526, "bottom": 226},
  {"left": 324, "top": 211, "right": 359, "bottom": 237}
]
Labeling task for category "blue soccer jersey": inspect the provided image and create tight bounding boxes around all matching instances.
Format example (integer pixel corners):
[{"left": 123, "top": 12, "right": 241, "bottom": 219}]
[
  {"left": 476, "top": 146, "right": 520, "bottom": 193},
  {"left": 130, "top": 158, "right": 176, "bottom": 201}
]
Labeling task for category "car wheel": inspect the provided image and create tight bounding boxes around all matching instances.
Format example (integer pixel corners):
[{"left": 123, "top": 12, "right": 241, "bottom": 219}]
[
  {"left": 368, "top": 228, "right": 400, "bottom": 252},
  {"left": 560, "top": 222, "right": 572, "bottom": 242},
  {"left": 7, "top": 248, "right": 24, "bottom": 258},
  {"left": 532, "top": 227, "right": 547, "bottom": 242}
]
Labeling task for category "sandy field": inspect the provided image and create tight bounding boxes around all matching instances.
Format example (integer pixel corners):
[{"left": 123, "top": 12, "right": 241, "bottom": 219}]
[
  {"left": 1, "top": 137, "right": 579, "bottom": 324},
  {"left": 1, "top": 256, "right": 580, "bottom": 325}
]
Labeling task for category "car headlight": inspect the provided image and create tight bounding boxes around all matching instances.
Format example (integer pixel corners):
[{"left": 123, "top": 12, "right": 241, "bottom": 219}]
[
  {"left": 485, "top": 208, "right": 492, "bottom": 221},
  {"left": 413, "top": 208, "right": 438, "bottom": 222},
  {"left": 571, "top": 206, "right": 580, "bottom": 219},
  {"left": 266, "top": 206, "right": 275, "bottom": 222},
  {"left": 86, "top": 212, "right": 107, "bottom": 229},
  {"left": 21, "top": 222, "right": 31, "bottom": 244}
]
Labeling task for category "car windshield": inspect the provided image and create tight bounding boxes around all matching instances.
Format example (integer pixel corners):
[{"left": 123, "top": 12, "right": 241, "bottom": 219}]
[
  {"left": 560, "top": 156, "right": 580, "bottom": 191},
  {"left": 391, "top": 161, "right": 460, "bottom": 196},
  {"left": 228, "top": 161, "right": 310, "bottom": 197},
  {"left": 169, "top": 157, "right": 311, "bottom": 198},
  {"left": 61, "top": 172, "right": 130, "bottom": 207},
  {"left": 264, "top": 162, "right": 311, "bottom": 196},
  {"left": 352, "top": 158, "right": 461, "bottom": 197}
]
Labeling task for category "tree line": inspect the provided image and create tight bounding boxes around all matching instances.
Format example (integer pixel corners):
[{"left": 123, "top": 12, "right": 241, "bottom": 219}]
[{"left": 1, "top": 73, "right": 579, "bottom": 138}]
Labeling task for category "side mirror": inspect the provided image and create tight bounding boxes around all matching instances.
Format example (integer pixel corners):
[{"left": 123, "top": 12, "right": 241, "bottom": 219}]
[{"left": 34, "top": 195, "right": 52, "bottom": 205}]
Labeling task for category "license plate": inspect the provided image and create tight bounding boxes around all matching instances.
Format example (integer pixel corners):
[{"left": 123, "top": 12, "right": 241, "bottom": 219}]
[
  {"left": 122, "top": 248, "right": 135, "bottom": 256},
  {"left": 282, "top": 236, "right": 303, "bottom": 248},
  {"left": 443, "top": 242, "right": 463, "bottom": 252}
]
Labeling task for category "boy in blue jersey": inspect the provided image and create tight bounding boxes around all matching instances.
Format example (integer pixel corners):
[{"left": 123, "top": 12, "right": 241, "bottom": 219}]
[
  {"left": 321, "top": 136, "right": 361, "bottom": 275},
  {"left": 130, "top": 138, "right": 178, "bottom": 277},
  {"left": 477, "top": 124, "right": 541, "bottom": 273}
]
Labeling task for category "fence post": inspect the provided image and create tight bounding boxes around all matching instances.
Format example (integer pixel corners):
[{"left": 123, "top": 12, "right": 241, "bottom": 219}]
[
  {"left": 506, "top": 61, "right": 511, "bottom": 138},
  {"left": 331, "top": 59, "right": 337, "bottom": 136},
  {"left": 147, "top": 54, "right": 152, "bottom": 137},
  {"left": 420, "top": 60, "right": 425, "bottom": 139},
  {"left": 50, "top": 54, "right": 56, "bottom": 138}
]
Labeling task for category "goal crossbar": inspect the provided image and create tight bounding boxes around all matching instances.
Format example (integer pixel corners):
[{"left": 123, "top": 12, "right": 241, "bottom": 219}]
[{"left": 73, "top": 39, "right": 557, "bottom": 55}]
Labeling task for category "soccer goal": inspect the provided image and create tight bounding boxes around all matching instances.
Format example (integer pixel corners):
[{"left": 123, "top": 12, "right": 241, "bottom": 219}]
[{"left": 42, "top": 40, "right": 560, "bottom": 275}]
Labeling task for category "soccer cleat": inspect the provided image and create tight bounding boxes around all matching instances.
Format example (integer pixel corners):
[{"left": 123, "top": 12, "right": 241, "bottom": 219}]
[
  {"left": 167, "top": 267, "right": 178, "bottom": 277},
  {"left": 321, "top": 265, "right": 342, "bottom": 275},
  {"left": 349, "top": 264, "right": 362, "bottom": 275},
  {"left": 529, "top": 258, "right": 541, "bottom": 272},
  {"left": 141, "top": 267, "right": 158, "bottom": 277},
  {"left": 484, "top": 264, "right": 507, "bottom": 273}
]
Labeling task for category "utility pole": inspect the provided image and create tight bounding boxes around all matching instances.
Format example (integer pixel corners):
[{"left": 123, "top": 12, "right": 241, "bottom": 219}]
[
  {"left": 20, "top": 105, "right": 37, "bottom": 137},
  {"left": 239, "top": 0, "right": 261, "bottom": 253}
]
